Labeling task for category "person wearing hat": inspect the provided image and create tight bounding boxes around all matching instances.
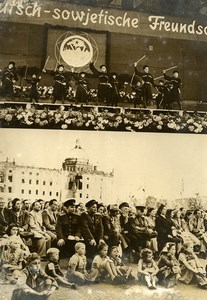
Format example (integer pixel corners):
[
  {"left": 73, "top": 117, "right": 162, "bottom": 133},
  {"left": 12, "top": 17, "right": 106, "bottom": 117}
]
[
  {"left": 81, "top": 199, "right": 104, "bottom": 258},
  {"left": 102, "top": 205, "right": 128, "bottom": 251},
  {"left": 163, "top": 69, "right": 182, "bottom": 109},
  {"left": 24, "top": 73, "right": 41, "bottom": 103},
  {"left": 56, "top": 199, "right": 82, "bottom": 258},
  {"left": 1, "top": 61, "right": 18, "bottom": 99},
  {"left": 109, "top": 72, "right": 120, "bottom": 107},
  {"left": 89, "top": 61, "right": 112, "bottom": 105},
  {"left": 52, "top": 64, "right": 68, "bottom": 104},
  {"left": 134, "top": 63, "right": 155, "bottom": 107},
  {"left": 75, "top": 71, "right": 90, "bottom": 104}
]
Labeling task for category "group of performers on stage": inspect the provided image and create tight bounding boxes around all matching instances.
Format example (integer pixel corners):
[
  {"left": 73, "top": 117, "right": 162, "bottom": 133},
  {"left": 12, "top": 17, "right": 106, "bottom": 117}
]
[{"left": 0, "top": 59, "right": 182, "bottom": 110}]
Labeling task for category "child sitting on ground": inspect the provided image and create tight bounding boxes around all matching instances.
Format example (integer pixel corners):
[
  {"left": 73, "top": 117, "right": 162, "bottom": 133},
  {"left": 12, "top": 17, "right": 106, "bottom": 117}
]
[
  {"left": 1, "top": 237, "right": 27, "bottom": 284},
  {"left": 137, "top": 248, "right": 159, "bottom": 290},
  {"left": 178, "top": 242, "right": 207, "bottom": 289},
  {"left": 157, "top": 242, "right": 181, "bottom": 288},
  {"left": 45, "top": 248, "right": 77, "bottom": 289},
  {"left": 67, "top": 242, "right": 97, "bottom": 285},
  {"left": 91, "top": 243, "right": 119, "bottom": 283},
  {"left": 109, "top": 246, "right": 135, "bottom": 282},
  {"left": 11, "top": 252, "right": 58, "bottom": 300}
]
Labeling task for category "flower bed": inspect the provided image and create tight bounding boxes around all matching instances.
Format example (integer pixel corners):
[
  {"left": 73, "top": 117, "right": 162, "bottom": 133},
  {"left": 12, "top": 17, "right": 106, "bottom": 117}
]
[{"left": 0, "top": 104, "right": 207, "bottom": 133}]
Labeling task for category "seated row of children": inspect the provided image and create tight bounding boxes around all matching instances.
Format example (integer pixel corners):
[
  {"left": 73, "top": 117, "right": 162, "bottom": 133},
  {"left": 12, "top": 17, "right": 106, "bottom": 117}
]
[{"left": 1, "top": 237, "right": 207, "bottom": 300}]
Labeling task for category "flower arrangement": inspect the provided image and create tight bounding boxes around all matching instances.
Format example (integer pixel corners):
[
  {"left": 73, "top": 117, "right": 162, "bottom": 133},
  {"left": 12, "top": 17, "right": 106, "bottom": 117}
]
[{"left": 0, "top": 104, "right": 207, "bottom": 134}]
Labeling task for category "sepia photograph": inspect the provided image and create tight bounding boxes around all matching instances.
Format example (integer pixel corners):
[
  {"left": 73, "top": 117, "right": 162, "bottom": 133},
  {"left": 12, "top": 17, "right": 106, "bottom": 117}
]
[
  {"left": 0, "top": 129, "right": 207, "bottom": 300},
  {"left": 0, "top": 0, "right": 207, "bottom": 133},
  {"left": 0, "top": 1, "right": 207, "bottom": 300}
]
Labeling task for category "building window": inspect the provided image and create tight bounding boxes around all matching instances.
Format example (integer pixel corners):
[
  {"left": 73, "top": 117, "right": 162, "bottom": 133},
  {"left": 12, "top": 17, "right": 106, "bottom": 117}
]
[
  {"left": 86, "top": 184, "right": 89, "bottom": 189},
  {"left": 22, "top": 190, "right": 24, "bottom": 194},
  {"left": 50, "top": 181, "right": 52, "bottom": 186},
  {"left": 56, "top": 192, "right": 58, "bottom": 197},
  {"left": 36, "top": 173, "right": 39, "bottom": 176},
  {"left": 8, "top": 187, "right": 12, "bottom": 193},
  {"left": 9, "top": 170, "right": 12, "bottom": 173},
  {"left": 29, "top": 179, "right": 32, "bottom": 184},
  {"left": 87, "top": 177, "right": 89, "bottom": 180},
  {"left": 49, "top": 192, "right": 52, "bottom": 196},
  {"left": 29, "top": 190, "right": 31, "bottom": 194},
  {"left": 80, "top": 193, "right": 82, "bottom": 198},
  {"left": 22, "top": 179, "right": 25, "bottom": 183},
  {"left": 43, "top": 181, "right": 46, "bottom": 185},
  {"left": 22, "top": 171, "right": 24, "bottom": 175},
  {"left": 29, "top": 172, "right": 32, "bottom": 175},
  {"left": 36, "top": 190, "right": 38, "bottom": 195},
  {"left": 36, "top": 180, "right": 39, "bottom": 185},
  {"left": 0, "top": 187, "right": 4, "bottom": 192},
  {"left": 43, "top": 191, "right": 45, "bottom": 196},
  {"left": 8, "top": 175, "right": 13, "bottom": 182},
  {"left": 86, "top": 194, "right": 89, "bottom": 199}
]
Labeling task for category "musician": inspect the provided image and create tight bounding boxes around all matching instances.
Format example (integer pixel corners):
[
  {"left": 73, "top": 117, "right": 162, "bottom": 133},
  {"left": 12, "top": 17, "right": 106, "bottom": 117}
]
[
  {"left": 154, "top": 80, "right": 165, "bottom": 109},
  {"left": 134, "top": 63, "right": 155, "bottom": 107},
  {"left": 1, "top": 61, "right": 18, "bottom": 99},
  {"left": 110, "top": 73, "right": 120, "bottom": 107}
]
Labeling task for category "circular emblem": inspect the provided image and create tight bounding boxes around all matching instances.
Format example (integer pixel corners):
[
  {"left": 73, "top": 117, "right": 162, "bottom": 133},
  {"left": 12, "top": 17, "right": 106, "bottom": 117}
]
[{"left": 55, "top": 31, "right": 98, "bottom": 72}]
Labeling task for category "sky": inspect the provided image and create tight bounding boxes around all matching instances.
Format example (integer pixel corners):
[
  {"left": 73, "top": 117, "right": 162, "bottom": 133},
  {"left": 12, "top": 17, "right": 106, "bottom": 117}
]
[{"left": 1, "top": 128, "right": 207, "bottom": 202}]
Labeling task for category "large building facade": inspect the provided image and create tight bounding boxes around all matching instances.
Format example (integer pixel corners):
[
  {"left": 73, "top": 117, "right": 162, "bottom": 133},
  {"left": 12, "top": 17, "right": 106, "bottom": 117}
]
[{"left": 0, "top": 141, "right": 114, "bottom": 204}]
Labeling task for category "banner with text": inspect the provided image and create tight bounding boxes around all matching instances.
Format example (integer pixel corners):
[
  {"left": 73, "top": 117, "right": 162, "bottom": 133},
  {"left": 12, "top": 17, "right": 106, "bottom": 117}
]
[{"left": 0, "top": 0, "right": 207, "bottom": 42}]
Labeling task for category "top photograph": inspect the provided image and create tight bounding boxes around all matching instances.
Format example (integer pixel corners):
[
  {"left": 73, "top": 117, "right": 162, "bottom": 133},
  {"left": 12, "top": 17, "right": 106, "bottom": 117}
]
[{"left": 0, "top": 0, "right": 207, "bottom": 133}]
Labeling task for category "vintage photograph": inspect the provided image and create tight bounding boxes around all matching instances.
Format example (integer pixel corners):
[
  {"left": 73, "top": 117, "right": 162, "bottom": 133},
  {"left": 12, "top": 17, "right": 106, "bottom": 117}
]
[
  {"left": 0, "top": 0, "right": 207, "bottom": 133},
  {"left": 0, "top": 129, "right": 207, "bottom": 300},
  {"left": 0, "top": 1, "right": 207, "bottom": 300}
]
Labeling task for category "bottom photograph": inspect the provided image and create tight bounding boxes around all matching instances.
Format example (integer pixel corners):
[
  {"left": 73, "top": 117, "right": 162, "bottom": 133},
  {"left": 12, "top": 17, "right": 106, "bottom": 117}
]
[{"left": 0, "top": 129, "right": 207, "bottom": 300}]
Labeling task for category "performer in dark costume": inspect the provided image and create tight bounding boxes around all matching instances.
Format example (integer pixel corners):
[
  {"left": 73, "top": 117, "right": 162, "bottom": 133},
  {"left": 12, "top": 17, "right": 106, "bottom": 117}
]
[
  {"left": 53, "top": 65, "right": 68, "bottom": 104},
  {"left": 25, "top": 74, "right": 41, "bottom": 103},
  {"left": 131, "top": 80, "right": 145, "bottom": 108},
  {"left": 1, "top": 61, "right": 18, "bottom": 99},
  {"left": 134, "top": 63, "right": 155, "bottom": 107},
  {"left": 154, "top": 80, "right": 165, "bottom": 109},
  {"left": 89, "top": 62, "right": 112, "bottom": 105},
  {"left": 163, "top": 70, "right": 182, "bottom": 110},
  {"left": 162, "top": 81, "right": 174, "bottom": 109},
  {"left": 75, "top": 72, "right": 90, "bottom": 104},
  {"left": 110, "top": 73, "right": 120, "bottom": 107}
]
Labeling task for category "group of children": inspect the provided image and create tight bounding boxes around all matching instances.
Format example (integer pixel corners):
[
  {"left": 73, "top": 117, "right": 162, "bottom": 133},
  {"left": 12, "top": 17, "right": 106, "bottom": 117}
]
[{"left": 0, "top": 236, "right": 206, "bottom": 300}]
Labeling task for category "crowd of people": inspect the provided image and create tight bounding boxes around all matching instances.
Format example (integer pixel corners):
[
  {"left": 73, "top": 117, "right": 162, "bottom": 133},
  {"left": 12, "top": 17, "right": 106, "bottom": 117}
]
[
  {"left": 0, "top": 60, "right": 182, "bottom": 109},
  {"left": 0, "top": 196, "right": 207, "bottom": 299}
]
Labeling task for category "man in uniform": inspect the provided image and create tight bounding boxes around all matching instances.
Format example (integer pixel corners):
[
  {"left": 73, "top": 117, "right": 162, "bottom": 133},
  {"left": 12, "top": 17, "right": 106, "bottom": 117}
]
[
  {"left": 81, "top": 199, "right": 104, "bottom": 258},
  {"left": 163, "top": 69, "right": 182, "bottom": 109},
  {"left": 1, "top": 61, "right": 18, "bottom": 99},
  {"left": 134, "top": 63, "right": 155, "bottom": 107},
  {"left": 89, "top": 62, "right": 112, "bottom": 105},
  {"left": 56, "top": 199, "right": 81, "bottom": 258}
]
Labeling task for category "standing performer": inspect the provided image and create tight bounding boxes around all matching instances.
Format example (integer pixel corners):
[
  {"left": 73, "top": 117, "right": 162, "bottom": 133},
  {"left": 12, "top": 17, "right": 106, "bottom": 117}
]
[
  {"left": 52, "top": 65, "right": 68, "bottom": 104},
  {"left": 154, "top": 80, "right": 165, "bottom": 109},
  {"left": 75, "top": 72, "right": 90, "bottom": 104},
  {"left": 25, "top": 74, "right": 41, "bottom": 103},
  {"left": 1, "top": 61, "right": 18, "bottom": 99},
  {"left": 110, "top": 73, "right": 120, "bottom": 107},
  {"left": 89, "top": 62, "right": 112, "bottom": 105},
  {"left": 134, "top": 63, "right": 155, "bottom": 107},
  {"left": 163, "top": 69, "right": 182, "bottom": 110}
]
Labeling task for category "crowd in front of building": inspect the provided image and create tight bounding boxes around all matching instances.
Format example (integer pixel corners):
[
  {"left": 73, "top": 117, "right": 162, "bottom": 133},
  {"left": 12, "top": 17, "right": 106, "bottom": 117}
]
[{"left": 0, "top": 196, "right": 207, "bottom": 299}]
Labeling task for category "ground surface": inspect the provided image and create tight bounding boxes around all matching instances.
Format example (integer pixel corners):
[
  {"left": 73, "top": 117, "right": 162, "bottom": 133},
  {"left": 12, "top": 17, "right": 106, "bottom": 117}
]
[{"left": 0, "top": 259, "right": 206, "bottom": 300}]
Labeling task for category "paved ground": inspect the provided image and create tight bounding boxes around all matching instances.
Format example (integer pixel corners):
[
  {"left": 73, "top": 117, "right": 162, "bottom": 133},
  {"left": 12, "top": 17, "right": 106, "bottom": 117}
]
[{"left": 0, "top": 259, "right": 206, "bottom": 300}]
